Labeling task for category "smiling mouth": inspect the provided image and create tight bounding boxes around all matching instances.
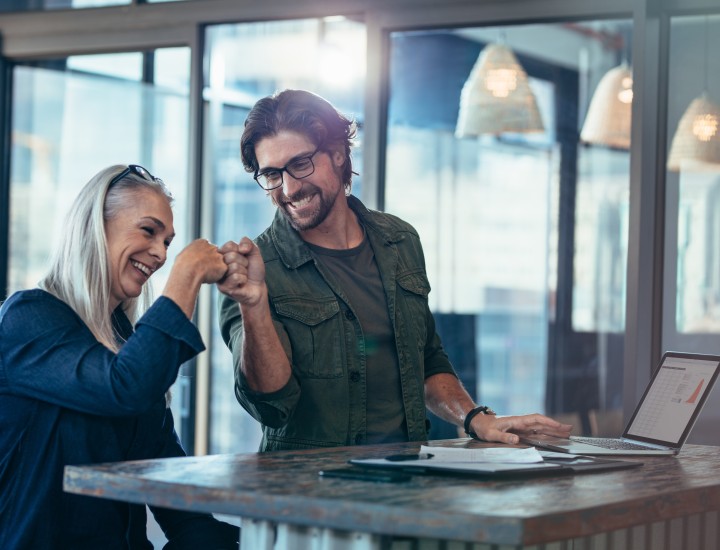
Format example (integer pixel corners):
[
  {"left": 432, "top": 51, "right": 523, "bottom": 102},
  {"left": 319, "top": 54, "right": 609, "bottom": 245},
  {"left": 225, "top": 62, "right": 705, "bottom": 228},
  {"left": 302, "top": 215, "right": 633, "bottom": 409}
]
[
  {"left": 286, "top": 194, "right": 315, "bottom": 209},
  {"left": 282, "top": 193, "right": 315, "bottom": 209},
  {"left": 131, "top": 260, "right": 154, "bottom": 277}
]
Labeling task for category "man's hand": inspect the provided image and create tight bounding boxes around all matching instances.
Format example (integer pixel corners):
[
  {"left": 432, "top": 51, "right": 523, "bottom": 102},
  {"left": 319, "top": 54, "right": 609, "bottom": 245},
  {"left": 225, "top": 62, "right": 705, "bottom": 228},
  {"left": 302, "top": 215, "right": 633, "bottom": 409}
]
[
  {"left": 217, "top": 237, "right": 267, "bottom": 308},
  {"left": 469, "top": 413, "right": 573, "bottom": 445},
  {"left": 216, "top": 237, "right": 291, "bottom": 393}
]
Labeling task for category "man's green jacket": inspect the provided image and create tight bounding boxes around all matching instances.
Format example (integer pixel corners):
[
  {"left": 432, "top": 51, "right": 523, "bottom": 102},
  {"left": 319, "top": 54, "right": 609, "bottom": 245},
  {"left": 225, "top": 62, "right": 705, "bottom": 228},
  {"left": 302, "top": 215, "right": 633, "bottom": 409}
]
[{"left": 219, "top": 195, "right": 457, "bottom": 451}]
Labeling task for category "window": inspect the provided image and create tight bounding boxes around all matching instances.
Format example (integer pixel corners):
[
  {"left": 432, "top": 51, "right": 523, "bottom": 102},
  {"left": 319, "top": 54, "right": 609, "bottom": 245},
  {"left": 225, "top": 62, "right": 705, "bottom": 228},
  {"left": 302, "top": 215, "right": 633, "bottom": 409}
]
[
  {"left": 0, "top": 0, "right": 128, "bottom": 13},
  {"left": 203, "top": 17, "right": 366, "bottom": 454},
  {"left": 385, "top": 21, "right": 632, "bottom": 436},
  {"left": 664, "top": 15, "right": 720, "bottom": 336},
  {"left": 660, "top": 13, "right": 720, "bottom": 445},
  {"left": 8, "top": 47, "right": 192, "bottom": 438}
]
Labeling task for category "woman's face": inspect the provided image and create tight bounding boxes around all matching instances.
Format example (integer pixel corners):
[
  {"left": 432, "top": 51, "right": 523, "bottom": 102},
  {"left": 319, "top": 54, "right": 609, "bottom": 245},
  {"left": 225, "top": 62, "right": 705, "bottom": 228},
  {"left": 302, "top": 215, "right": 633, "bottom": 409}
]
[{"left": 105, "top": 189, "right": 175, "bottom": 311}]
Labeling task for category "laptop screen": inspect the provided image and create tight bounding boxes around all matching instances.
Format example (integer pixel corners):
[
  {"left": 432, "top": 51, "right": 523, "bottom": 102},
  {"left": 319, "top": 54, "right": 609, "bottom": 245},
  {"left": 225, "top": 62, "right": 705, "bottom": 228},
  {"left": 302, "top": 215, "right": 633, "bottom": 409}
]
[{"left": 624, "top": 352, "right": 720, "bottom": 446}]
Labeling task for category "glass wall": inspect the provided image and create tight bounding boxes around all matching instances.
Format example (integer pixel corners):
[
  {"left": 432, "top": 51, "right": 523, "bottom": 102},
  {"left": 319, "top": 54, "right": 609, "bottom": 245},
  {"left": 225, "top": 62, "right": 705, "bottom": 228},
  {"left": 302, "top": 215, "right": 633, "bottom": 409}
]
[
  {"left": 203, "top": 16, "right": 366, "bottom": 454},
  {"left": 0, "top": 0, "right": 188, "bottom": 12},
  {"left": 0, "top": 0, "right": 128, "bottom": 12},
  {"left": 4, "top": 0, "right": 717, "bottom": 452},
  {"left": 385, "top": 21, "right": 632, "bottom": 437},
  {"left": 662, "top": 14, "right": 720, "bottom": 444},
  {"left": 8, "top": 47, "right": 192, "bottom": 437}
]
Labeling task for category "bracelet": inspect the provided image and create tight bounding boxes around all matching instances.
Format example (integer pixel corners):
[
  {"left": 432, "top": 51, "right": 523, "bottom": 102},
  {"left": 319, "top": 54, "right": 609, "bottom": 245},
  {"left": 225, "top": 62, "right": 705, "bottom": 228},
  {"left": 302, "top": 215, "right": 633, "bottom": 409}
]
[{"left": 463, "top": 405, "right": 497, "bottom": 440}]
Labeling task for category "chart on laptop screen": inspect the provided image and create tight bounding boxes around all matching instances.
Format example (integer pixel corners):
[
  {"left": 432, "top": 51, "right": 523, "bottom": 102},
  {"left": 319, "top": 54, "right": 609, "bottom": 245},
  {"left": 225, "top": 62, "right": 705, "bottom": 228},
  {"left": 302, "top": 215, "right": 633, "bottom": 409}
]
[{"left": 626, "top": 356, "right": 719, "bottom": 443}]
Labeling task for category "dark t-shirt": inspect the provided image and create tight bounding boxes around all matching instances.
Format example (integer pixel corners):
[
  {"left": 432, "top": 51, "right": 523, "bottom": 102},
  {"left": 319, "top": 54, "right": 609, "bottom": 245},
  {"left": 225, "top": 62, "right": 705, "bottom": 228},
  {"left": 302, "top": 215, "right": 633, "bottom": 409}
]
[{"left": 308, "top": 235, "right": 407, "bottom": 443}]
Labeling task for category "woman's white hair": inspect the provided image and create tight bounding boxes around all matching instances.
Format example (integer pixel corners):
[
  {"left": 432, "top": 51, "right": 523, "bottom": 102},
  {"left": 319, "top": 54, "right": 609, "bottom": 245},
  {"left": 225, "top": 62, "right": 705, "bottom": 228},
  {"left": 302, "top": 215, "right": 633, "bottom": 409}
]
[{"left": 40, "top": 165, "right": 173, "bottom": 352}]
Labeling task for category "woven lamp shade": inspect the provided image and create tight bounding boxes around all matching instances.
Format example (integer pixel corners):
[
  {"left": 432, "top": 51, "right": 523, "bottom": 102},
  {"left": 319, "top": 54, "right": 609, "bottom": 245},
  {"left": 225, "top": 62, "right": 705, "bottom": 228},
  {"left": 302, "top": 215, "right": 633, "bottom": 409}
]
[
  {"left": 580, "top": 64, "right": 633, "bottom": 149},
  {"left": 667, "top": 93, "right": 720, "bottom": 171},
  {"left": 455, "top": 43, "right": 544, "bottom": 137}
]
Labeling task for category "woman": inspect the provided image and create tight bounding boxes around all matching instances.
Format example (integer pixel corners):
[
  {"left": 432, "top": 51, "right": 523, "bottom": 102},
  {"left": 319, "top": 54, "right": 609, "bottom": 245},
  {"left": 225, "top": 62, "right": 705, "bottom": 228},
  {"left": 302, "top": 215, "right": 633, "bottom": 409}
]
[{"left": 0, "top": 165, "right": 237, "bottom": 549}]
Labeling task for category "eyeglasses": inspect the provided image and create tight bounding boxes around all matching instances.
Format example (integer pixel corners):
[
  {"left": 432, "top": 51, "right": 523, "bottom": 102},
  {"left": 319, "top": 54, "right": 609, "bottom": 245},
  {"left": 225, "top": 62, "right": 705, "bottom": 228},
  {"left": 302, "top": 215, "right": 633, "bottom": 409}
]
[
  {"left": 253, "top": 148, "right": 320, "bottom": 191},
  {"left": 109, "top": 164, "right": 163, "bottom": 187}
]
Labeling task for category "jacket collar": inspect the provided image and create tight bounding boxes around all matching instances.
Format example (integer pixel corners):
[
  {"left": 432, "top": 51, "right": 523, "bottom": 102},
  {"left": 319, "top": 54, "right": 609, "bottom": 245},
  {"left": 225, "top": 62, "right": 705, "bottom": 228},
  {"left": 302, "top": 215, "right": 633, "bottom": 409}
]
[{"left": 269, "top": 195, "right": 404, "bottom": 269}]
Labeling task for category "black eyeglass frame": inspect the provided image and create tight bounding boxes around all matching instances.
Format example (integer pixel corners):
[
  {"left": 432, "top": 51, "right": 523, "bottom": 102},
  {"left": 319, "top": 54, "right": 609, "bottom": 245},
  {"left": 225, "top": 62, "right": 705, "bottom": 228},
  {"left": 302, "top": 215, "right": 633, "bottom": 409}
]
[
  {"left": 253, "top": 147, "right": 320, "bottom": 191},
  {"left": 109, "top": 164, "right": 163, "bottom": 187}
]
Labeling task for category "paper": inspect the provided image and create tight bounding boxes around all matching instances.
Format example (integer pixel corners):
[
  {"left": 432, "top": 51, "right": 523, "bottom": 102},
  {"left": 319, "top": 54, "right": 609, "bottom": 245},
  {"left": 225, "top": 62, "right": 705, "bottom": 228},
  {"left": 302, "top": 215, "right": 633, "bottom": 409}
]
[{"left": 420, "top": 445, "right": 544, "bottom": 464}]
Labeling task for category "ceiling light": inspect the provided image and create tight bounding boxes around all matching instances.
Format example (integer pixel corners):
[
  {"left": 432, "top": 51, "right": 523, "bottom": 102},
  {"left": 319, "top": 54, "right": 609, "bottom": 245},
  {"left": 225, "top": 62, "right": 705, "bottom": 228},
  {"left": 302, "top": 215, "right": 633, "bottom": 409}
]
[
  {"left": 667, "top": 93, "right": 720, "bottom": 171},
  {"left": 580, "top": 63, "right": 633, "bottom": 149},
  {"left": 455, "top": 43, "right": 544, "bottom": 137}
]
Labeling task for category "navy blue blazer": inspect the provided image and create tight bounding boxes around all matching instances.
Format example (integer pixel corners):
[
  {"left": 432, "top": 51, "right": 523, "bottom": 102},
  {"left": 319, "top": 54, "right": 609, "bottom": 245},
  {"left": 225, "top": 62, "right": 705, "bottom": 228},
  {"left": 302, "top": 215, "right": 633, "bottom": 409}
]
[{"left": 0, "top": 289, "right": 237, "bottom": 549}]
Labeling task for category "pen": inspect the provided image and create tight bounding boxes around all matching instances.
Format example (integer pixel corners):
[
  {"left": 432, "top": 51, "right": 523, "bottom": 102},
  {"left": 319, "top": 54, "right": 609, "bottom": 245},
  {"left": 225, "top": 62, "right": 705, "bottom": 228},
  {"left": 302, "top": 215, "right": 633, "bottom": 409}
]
[{"left": 385, "top": 453, "right": 435, "bottom": 461}]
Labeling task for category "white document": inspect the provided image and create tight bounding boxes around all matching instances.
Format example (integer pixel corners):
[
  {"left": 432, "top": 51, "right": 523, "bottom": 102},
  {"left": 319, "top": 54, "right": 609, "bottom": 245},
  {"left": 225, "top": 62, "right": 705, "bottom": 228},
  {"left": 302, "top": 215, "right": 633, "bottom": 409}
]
[{"left": 419, "top": 445, "right": 544, "bottom": 463}]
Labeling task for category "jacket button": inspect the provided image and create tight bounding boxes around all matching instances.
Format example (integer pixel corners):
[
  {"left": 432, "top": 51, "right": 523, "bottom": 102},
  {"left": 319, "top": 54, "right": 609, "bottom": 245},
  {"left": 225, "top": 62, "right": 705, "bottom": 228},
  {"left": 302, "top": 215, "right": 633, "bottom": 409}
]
[
  {"left": 355, "top": 433, "right": 363, "bottom": 444},
  {"left": 349, "top": 371, "right": 361, "bottom": 382},
  {"left": 345, "top": 309, "right": 356, "bottom": 320}
]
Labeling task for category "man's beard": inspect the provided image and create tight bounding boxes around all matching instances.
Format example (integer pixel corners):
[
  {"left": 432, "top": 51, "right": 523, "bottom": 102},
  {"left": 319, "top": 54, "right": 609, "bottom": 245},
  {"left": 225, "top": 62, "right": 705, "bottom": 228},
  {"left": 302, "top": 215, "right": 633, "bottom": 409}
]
[{"left": 276, "top": 181, "right": 342, "bottom": 232}]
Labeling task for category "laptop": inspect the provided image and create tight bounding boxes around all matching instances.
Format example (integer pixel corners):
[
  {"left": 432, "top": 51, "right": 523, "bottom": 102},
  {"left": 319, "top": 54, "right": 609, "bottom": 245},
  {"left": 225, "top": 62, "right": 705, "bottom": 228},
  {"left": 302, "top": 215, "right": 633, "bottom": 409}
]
[{"left": 520, "top": 351, "right": 720, "bottom": 456}]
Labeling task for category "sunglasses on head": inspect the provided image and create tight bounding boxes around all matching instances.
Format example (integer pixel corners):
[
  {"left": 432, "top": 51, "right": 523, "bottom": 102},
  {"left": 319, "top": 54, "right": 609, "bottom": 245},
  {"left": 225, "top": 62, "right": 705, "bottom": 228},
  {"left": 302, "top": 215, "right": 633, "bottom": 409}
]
[{"left": 109, "top": 164, "right": 163, "bottom": 187}]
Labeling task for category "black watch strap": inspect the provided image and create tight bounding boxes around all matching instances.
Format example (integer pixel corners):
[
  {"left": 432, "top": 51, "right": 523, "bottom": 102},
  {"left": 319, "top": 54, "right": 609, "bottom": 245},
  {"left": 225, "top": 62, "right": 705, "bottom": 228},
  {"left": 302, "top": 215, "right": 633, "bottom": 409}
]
[{"left": 463, "top": 405, "right": 497, "bottom": 440}]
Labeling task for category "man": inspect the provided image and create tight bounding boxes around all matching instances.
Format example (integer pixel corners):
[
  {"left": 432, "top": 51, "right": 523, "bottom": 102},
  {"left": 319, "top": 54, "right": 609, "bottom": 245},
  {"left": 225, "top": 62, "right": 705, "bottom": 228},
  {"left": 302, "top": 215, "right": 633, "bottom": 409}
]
[{"left": 218, "top": 89, "right": 571, "bottom": 452}]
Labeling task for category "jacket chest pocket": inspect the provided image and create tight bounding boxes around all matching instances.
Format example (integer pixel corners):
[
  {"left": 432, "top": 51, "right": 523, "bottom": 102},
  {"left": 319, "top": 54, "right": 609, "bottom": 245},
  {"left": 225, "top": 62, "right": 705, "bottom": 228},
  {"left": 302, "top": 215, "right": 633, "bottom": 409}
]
[
  {"left": 273, "top": 297, "right": 344, "bottom": 379},
  {"left": 396, "top": 272, "right": 430, "bottom": 347}
]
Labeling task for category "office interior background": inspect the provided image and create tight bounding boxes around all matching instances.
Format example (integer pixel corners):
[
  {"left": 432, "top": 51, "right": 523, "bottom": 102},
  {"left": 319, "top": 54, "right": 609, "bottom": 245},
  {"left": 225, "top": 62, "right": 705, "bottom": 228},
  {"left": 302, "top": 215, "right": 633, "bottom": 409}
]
[{"left": 1, "top": 0, "right": 719, "bottom": 458}]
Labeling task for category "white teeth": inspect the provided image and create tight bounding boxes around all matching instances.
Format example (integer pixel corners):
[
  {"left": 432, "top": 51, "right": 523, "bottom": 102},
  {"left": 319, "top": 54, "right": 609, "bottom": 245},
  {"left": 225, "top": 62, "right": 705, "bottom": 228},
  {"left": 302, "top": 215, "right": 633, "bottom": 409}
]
[
  {"left": 131, "top": 261, "right": 152, "bottom": 276},
  {"left": 291, "top": 195, "right": 313, "bottom": 208}
]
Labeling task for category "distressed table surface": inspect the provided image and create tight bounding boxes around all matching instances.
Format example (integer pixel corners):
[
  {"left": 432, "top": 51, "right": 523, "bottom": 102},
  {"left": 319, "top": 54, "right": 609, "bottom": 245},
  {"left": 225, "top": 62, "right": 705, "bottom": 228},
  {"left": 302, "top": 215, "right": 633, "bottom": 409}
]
[{"left": 63, "top": 439, "right": 720, "bottom": 546}]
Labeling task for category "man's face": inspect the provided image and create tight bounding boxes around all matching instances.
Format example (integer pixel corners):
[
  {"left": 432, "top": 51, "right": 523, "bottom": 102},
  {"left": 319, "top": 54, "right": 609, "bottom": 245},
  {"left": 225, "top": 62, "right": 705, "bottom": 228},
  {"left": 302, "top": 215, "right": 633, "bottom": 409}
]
[{"left": 255, "top": 130, "right": 345, "bottom": 232}]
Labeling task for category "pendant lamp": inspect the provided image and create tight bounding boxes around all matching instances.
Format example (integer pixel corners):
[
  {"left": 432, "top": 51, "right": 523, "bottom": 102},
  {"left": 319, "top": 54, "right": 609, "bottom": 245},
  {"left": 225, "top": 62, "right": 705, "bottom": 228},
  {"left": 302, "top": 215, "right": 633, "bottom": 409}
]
[
  {"left": 667, "top": 93, "right": 720, "bottom": 171},
  {"left": 667, "top": 16, "right": 720, "bottom": 171},
  {"left": 455, "top": 42, "right": 544, "bottom": 137},
  {"left": 580, "top": 63, "right": 633, "bottom": 149}
]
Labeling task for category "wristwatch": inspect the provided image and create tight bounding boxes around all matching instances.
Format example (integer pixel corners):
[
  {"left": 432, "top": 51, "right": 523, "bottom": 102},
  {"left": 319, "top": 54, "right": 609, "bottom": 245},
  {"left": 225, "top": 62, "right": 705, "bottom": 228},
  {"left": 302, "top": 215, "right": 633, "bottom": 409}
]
[{"left": 463, "top": 405, "right": 497, "bottom": 440}]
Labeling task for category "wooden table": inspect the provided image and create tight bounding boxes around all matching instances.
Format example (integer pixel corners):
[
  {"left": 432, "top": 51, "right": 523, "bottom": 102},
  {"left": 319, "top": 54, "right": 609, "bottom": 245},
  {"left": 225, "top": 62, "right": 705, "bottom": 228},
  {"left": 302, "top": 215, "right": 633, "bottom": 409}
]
[{"left": 63, "top": 439, "right": 720, "bottom": 550}]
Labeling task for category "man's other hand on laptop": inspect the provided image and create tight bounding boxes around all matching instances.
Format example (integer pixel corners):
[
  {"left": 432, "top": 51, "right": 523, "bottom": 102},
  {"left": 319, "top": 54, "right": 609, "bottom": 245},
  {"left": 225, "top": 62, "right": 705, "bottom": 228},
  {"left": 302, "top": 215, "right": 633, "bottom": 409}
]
[{"left": 469, "top": 413, "right": 573, "bottom": 445}]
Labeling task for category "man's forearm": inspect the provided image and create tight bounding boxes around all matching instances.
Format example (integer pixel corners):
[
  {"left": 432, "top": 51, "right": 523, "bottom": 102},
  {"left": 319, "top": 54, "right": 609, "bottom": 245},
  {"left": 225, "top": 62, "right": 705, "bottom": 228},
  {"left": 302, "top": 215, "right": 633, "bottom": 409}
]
[
  {"left": 240, "top": 300, "right": 292, "bottom": 393},
  {"left": 424, "top": 373, "right": 476, "bottom": 427}
]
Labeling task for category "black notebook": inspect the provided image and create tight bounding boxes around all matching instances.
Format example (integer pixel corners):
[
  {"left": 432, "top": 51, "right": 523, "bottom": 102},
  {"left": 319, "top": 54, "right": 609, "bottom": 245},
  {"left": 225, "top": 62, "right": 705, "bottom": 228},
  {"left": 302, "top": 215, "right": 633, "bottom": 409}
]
[{"left": 350, "top": 454, "right": 641, "bottom": 479}]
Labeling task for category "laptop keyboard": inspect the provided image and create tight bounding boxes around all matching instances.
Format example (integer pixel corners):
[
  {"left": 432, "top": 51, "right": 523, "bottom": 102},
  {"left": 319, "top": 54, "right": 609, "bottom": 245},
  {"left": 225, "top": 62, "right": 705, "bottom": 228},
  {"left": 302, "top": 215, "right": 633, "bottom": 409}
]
[{"left": 571, "top": 437, "right": 654, "bottom": 451}]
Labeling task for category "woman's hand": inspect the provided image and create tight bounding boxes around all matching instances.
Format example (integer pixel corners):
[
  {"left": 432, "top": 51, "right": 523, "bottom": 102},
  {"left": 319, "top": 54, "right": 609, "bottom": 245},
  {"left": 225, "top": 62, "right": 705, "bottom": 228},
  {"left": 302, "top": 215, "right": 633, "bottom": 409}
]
[
  {"left": 174, "top": 239, "right": 227, "bottom": 284},
  {"left": 163, "top": 239, "right": 227, "bottom": 318}
]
